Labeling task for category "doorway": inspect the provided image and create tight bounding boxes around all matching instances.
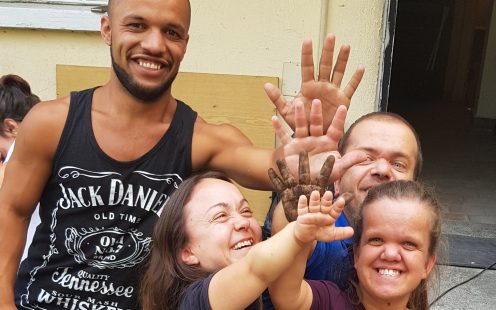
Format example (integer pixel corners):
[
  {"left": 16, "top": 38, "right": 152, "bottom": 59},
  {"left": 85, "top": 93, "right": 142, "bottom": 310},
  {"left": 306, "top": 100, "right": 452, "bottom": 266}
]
[{"left": 386, "top": 0, "right": 496, "bottom": 226}]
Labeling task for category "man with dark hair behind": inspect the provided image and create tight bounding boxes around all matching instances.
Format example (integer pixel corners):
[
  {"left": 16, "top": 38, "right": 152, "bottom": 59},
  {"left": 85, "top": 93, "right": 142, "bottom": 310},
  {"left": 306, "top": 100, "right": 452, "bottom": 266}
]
[{"left": 0, "top": 0, "right": 364, "bottom": 309}]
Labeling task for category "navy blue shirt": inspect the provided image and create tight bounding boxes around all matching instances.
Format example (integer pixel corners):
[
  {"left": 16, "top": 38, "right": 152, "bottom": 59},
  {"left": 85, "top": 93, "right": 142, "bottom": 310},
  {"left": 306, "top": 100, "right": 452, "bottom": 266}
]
[
  {"left": 305, "top": 213, "right": 353, "bottom": 289},
  {"left": 262, "top": 193, "right": 353, "bottom": 309}
]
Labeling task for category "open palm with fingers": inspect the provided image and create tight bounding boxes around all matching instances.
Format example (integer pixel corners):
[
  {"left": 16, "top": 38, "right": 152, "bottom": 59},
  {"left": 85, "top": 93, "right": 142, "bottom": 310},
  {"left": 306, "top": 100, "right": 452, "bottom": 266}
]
[
  {"left": 264, "top": 33, "right": 365, "bottom": 132},
  {"left": 271, "top": 100, "right": 366, "bottom": 219},
  {"left": 269, "top": 150, "right": 334, "bottom": 221},
  {"left": 294, "top": 190, "right": 354, "bottom": 244}
]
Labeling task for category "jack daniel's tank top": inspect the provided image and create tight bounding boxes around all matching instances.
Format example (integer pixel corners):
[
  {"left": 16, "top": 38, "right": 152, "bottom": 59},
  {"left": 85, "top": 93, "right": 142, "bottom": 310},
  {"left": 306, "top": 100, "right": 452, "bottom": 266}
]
[{"left": 15, "top": 87, "right": 197, "bottom": 310}]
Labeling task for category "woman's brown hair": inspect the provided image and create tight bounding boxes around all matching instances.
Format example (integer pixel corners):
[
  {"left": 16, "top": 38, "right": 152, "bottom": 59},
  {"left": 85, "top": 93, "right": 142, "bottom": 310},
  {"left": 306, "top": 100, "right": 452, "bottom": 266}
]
[
  {"left": 352, "top": 180, "right": 442, "bottom": 310},
  {"left": 140, "top": 170, "right": 232, "bottom": 310}
]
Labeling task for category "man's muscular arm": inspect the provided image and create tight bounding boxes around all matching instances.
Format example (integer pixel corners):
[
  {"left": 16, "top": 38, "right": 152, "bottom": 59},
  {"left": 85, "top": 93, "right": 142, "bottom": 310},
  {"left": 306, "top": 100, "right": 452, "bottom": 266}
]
[
  {"left": 192, "top": 102, "right": 366, "bottom": 191},
  {"left": 192, "top": 101, "right": 324, "bottom": 190},
  {"left": 0, "top": 99, "right": 68, "bottom": 308},
  {"left": 191, "top": 119, "right": 275, "bottom": 190}
]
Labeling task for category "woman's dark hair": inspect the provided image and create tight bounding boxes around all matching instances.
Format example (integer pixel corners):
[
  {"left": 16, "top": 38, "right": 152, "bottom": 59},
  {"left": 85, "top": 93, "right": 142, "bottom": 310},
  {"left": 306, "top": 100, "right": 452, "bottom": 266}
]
[
  {"left": 0, "top": 74, "right": 40, "bottom": 132},
  {"left": 352, "top": 180, "right": 442, "bottom": 310},
  {"left": 140, "top": 170, "right": 232, "bottom": 310}
]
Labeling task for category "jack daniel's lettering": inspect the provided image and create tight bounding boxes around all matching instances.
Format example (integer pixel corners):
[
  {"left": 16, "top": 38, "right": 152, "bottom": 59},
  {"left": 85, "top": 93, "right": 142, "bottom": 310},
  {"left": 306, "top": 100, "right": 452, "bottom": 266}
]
[{"left": 57, "top": 179, "right": 170, "bottom": 217}]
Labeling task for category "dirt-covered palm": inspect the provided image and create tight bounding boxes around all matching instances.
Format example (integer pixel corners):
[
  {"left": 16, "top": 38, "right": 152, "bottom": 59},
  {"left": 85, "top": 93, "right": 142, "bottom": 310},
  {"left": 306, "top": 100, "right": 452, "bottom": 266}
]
[
  {"left": 264, "top": 34, "right": 365, "bottom": 132},
  {"left": 268, "top": 150, "right": 335, "bottom": 222}
]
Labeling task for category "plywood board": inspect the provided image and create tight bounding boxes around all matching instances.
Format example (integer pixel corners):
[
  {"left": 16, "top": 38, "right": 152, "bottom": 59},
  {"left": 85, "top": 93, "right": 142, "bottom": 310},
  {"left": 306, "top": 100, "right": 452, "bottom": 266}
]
[{"left": 57, "top": 64, "right": 278, "bottom": 222}]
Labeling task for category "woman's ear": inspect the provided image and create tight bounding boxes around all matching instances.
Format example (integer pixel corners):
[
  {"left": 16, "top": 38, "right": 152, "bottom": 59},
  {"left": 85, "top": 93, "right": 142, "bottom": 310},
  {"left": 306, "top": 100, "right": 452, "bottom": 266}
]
[
  {"left": 2, "top": 118, "right": 19, "bottom": 137},
  {"left": 181, "top": 247, "right": 199, "bottom": 266},
  {"left": 422, "top": 254, "right": 437, "bottom": 279}
]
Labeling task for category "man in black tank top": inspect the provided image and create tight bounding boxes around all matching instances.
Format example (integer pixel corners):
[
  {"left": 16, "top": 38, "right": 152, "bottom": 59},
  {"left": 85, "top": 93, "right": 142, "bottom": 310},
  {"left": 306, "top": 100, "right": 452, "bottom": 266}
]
[{"left": 0, "top": 0, "right": 364, "bottom": 309}]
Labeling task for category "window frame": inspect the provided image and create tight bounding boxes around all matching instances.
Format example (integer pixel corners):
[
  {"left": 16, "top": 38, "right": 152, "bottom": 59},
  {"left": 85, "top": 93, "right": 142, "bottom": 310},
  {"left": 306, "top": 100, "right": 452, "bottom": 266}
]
[{"left": 0, "top": 0, "right": 107, "bottom": 32}]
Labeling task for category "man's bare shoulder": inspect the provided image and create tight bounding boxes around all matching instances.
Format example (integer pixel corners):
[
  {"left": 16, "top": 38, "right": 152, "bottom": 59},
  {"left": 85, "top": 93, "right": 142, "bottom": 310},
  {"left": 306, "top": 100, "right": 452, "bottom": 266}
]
[
  {"left": 16, "top": 96, "right": 71, "bottom": 158},
  {"left": 191, "top": 116, "right": 253, "bottom": 170},
  {"left": 22, "top": 96, "right": 70, "bottom": 130},
  {"left": 29, "top": 96, "right": 69, "bottom": 116}
]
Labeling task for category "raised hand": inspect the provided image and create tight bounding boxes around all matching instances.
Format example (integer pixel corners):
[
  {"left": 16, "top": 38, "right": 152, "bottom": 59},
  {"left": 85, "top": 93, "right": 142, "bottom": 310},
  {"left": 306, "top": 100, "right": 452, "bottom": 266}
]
[
  {"left": 271, "top": 100, "right": 367, "bottom": 196},
  {"left": 265, "top": 33, "right": 365, "bottom": 132},
  {"left": 272, "top": 99, "right": 344, "bottom": 158},
  {"left": 294, "top": 190, "right": 354, "bottom": 244},
  {"left": 268, "top": 150, "right": 334, "bottom": 222}
]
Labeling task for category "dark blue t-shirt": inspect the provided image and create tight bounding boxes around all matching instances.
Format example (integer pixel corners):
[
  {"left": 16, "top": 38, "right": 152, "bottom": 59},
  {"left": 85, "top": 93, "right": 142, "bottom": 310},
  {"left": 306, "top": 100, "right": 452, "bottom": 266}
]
[
  {"left": 305, "top": 214, "right": 353, "bottom": 289},
  {"left": 180, "top": 274, "right": 260, "bottom": 310}
]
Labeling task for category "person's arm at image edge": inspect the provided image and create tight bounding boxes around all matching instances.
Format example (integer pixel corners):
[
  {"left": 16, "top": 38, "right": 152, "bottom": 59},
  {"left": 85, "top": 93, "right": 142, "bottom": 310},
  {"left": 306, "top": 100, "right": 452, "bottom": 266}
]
[{"left": 0, "top": 99, "right": 67, "bottom": 308}]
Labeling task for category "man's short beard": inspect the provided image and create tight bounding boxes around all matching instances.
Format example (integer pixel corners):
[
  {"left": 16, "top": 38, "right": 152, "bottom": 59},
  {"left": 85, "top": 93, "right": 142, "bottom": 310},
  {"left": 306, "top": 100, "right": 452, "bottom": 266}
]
[{"left": 110, "top": 50, "right": 177, "bottom": 102}]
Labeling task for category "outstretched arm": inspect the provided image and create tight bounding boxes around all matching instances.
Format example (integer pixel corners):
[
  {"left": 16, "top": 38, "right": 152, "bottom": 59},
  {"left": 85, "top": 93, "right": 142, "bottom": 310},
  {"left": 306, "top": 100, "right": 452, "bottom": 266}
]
[
  {"left": 269, "top": 193, "right": 353, "bottom": 310},
  {"left": 208, "top": 190, "right": 352, "bottom": 310},
  {"left": 0, "top": 99, "right": 67, "bottom": 309},
  {"left": 194, "top": 100, "right": 364, "bottom": 191},
  {"left": 265, "top": 33, "right": 365, "bottom": 132}
]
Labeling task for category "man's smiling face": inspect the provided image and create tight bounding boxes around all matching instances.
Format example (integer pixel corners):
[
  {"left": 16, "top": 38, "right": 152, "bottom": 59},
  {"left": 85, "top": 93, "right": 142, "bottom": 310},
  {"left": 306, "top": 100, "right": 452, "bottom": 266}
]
[
  {"left": 335, "top": 118, "right": 419, "bottom": 222},
  {"left": 103, "top": 0, "right": 190, "bottom": 102}
]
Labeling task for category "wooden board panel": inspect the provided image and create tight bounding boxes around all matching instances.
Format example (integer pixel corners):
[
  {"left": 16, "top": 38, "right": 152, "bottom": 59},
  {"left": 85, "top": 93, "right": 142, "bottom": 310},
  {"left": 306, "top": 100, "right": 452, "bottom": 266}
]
[{"left": 56, "top": 64, "right": 278, "bottom": 223}]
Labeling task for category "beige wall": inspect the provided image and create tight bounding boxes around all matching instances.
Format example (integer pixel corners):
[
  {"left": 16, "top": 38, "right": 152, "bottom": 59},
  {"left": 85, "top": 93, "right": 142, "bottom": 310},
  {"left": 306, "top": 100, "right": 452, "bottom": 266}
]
[
  {"left": 0, "top": 0, "right": 384, "bottom": 118},
  {"left": 0, "top": 29, "right": 108, "bottom": 100},
  {"left": 0, "top": 0, "right": 386, "bottom": 120},
  {"left": 477, "top": 2, "right": 496, "bottom": 119},
  {"left": 327, "top": 0, "right": 386, "bottom": 125}
]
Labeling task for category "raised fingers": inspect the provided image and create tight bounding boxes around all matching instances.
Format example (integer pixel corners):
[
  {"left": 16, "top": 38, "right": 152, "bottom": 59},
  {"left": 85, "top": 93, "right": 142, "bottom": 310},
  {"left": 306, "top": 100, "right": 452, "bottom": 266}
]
[
  {"left": 325, "top": 105, "right": 347, "bottom": 144},
  {"left": 317, "top": 154, "right": 335, "bottom": 191},
  {"left": 268, "top": 168, "right": 286, "bottom": 192},
  {"left": 318, "top": 34, "right": 336, "bottom": 82},
  {"left": 319, "top": 190, "right": 334, "bottom": 214},
  {"left": 328, "top": 193, "right": 346, "bottom": 220},
  {"left": 300, "top": 39, "right": 315, "bottom": 83},
  {"left": 282, "top": 192, "right": 299, "bottom": 222},
  {"left": 331, "top": 44, "right": 350, "bottom": 88},
  {"left": 294, "top": 101, "right": 309, "bottom": 138},
  {"left": 343, "top": 65, "right": 365, "bottom": 99},
  {"left": 272, "top": 115, "right": 292, "bottom": 145},
  {"left": 309, "top": 99, "right": 324, "bottom": 136},
  {"left": 298, "top": 151, "right": 311, "bottom": 185},
  {"left": 307, "top": 190, "right": 321, "bottom": 214},
  {"left": 276, "top": 158, "right": 297, "bottom": 187},
  {"left": 264, "top": 82, "right": 287, "bottom": 113},
  {"left": 297, "top": 194, "right": 309, "bottom": 216}
]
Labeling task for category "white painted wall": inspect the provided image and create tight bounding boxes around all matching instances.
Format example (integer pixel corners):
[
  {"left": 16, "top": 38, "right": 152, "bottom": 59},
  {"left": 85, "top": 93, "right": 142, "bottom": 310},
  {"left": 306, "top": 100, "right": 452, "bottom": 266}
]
[
  {"left": 477, "top": 2, "right": 496, "bottom": 119},
  {"left": 0, "top": 0, "right": 386, "bottom": 123}
]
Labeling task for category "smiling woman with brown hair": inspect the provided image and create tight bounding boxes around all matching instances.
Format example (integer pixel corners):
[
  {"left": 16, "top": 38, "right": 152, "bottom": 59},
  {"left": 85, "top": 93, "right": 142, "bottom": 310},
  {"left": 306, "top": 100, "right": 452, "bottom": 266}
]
[
  {"left": 270, "top": 180, "right": 442, "bottom": 310},
  {"left": 140, "top": 170, "right": 353, "bottom": 310}
]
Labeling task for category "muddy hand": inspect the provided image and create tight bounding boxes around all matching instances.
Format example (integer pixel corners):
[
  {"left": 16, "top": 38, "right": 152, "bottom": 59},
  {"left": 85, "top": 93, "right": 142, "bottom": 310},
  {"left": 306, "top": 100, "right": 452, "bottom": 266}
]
[{"left": 268, "top": 150, "right": 335, "bottom": 222}]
